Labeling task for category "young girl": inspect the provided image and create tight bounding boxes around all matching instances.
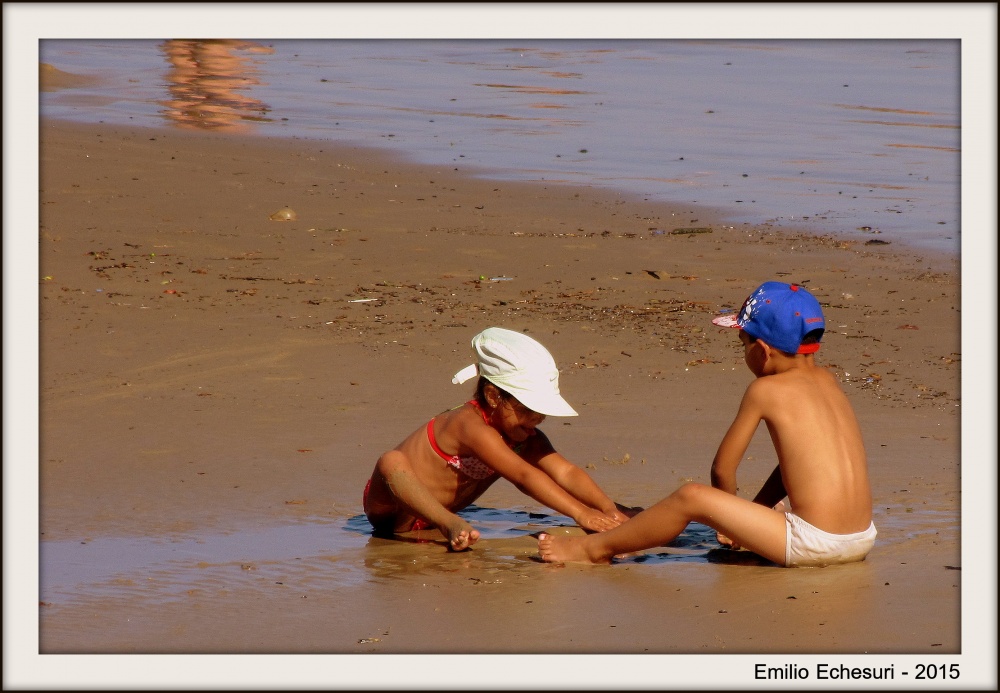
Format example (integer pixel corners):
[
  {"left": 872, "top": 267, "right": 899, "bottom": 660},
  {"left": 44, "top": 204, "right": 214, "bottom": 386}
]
[{"left": 363, "top": 327, "right": 634, "bottom": 551}]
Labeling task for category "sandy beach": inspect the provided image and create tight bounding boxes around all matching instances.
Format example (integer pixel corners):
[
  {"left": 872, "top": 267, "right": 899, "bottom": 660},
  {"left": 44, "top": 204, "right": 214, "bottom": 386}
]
[{"left": 19, "top": 116, "right": 984, "bottom": 686}]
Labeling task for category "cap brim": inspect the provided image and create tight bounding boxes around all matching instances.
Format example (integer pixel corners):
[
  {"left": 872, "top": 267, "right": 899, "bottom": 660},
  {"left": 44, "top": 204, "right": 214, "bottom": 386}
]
[
  {"left": 513, "top": 390, "right": 579, "bottom": 417},
  {"left": 712, "top": 314, "right": 740, "bottom": 328}
]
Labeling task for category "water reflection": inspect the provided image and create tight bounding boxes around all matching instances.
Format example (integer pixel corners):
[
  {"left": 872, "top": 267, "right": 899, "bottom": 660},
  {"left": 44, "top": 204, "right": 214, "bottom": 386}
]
[
  {"left": 347, "top": 507, "right": 750, "bottom": 573},
  {"left": 345, "top": 506, "right": 569, "bottom": 539},
  {"left": 158, "top": 39, "right": 275, "bottom": 132}
]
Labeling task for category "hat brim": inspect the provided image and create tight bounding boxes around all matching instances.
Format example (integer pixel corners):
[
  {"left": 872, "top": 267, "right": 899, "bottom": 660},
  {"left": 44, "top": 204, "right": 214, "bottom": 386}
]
[
  {"left": 508, "top": 388, "right": 579, "bottom": 417},
  {"left": 712, "top": 314, "right": 741, "bottom": 328}
]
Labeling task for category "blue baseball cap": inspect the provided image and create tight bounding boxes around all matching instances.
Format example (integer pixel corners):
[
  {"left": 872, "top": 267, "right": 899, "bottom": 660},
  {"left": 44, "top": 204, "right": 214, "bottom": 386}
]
[{"left": 712, "top": 282, "right": 825, "bottom": 354}]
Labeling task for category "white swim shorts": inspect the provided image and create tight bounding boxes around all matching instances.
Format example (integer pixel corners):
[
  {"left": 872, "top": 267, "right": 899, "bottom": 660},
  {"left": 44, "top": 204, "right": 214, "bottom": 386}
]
[{"left": 784, "top": 512, "right": 877, "bottom": 567}]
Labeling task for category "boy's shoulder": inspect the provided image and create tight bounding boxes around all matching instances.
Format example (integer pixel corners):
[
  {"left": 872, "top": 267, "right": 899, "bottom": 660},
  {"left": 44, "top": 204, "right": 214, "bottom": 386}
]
[{"left": 745, "top": 364, "right": 840, "bottom": 401}]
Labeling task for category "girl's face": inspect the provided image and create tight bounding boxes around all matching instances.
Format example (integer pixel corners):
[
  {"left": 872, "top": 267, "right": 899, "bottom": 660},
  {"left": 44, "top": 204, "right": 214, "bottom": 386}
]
[{"left": 497, "top": 395, "right": 545, "bottom": 442}]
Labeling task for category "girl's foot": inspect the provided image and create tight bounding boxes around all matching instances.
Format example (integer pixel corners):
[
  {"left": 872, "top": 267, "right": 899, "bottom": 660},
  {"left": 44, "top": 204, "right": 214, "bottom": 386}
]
[{"left": 443, "top": 519, "right": 480, "bottom": 551}]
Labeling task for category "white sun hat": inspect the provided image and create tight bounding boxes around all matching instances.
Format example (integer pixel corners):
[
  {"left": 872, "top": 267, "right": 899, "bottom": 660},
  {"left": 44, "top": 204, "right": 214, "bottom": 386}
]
[{"left": 452, "top": 327, "right": 578, "bottom": 417}]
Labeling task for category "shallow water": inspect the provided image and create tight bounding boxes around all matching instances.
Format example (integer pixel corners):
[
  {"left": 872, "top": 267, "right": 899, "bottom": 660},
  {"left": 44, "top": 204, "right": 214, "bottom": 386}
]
[
  {"left": 39, "top": 38, "right": 960, "bottom": 253},
  {"left": 38, "top": 506, "right": 722, "bottom": 606},
  {"left": 40, "top": 503, "right": 954, "bottom": 606}
]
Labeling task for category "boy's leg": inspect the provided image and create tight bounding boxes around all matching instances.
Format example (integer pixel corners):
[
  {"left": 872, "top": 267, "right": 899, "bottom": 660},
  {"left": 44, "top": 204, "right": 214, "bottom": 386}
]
[
  {"left": 367, "top": 451, "right": 480, "bottom": 550},
  {"left": 538, "top": 482, "right": 787, "bottom": 564}
]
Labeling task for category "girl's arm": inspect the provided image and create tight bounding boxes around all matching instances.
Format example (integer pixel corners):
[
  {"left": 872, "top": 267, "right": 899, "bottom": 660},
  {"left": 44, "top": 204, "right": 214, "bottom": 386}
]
[
  {"left": 527, "top": 432, "right": 630, "bottom": 523},
  {"left": 464, "top": 425, "right": 622, "bottom": 532}
]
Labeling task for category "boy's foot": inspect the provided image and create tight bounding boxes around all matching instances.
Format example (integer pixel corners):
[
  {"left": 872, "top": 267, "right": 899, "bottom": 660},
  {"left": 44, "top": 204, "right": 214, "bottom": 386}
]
[{"left": 537, "top": 532, "right": 610, "bottom": 564}]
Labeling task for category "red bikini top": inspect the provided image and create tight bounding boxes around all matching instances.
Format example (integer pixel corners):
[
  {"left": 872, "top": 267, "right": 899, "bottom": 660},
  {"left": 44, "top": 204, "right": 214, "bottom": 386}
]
[{"left": 426, "top": 400, "right": 522, "bottom": 480}]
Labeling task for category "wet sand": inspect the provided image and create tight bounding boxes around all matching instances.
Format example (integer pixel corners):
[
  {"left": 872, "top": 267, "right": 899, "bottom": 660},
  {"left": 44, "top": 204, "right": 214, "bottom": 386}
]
[{"left": 17, "top": 117, "right": 984, "bottom": 686}]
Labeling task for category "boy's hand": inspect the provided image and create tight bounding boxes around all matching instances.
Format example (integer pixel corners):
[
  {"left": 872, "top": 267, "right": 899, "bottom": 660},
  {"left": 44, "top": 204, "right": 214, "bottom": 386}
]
[{"left": 716, "top": 532, "right": 742, "bottom": 550}]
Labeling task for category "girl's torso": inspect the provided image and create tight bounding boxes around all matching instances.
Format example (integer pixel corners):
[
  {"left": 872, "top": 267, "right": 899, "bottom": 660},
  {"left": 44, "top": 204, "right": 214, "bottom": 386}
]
[{"left": 395, "top": 400, "right": 523, "bottom": 509}]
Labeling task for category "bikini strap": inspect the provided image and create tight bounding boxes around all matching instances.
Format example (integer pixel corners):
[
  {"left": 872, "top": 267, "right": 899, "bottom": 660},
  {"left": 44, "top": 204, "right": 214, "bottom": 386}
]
[
  {"left": 467, "top": 399, "right": 490, "bottom": 424},
  {"left": 426, "top": 418, "right": 451, "bottom": 461}
]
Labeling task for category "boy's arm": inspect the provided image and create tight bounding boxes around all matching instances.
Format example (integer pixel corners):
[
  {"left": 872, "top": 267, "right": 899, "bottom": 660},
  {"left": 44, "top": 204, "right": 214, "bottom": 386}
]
[
  {"left": 752, "top": 465, "right": 787, "bottom": 509},
  {"left": 710, "top": 384, "right": 765, "bottom": 495}
]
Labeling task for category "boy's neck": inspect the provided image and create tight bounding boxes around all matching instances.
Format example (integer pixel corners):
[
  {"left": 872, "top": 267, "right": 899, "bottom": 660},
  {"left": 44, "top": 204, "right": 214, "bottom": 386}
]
[{"left": 764, "top": 352, "right": 816, "bottom": 375}]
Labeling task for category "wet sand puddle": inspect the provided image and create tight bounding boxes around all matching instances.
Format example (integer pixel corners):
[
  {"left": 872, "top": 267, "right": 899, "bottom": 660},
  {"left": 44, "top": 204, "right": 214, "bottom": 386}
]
[
  {"left": 869, "top": 506, "right": 959, "bottom": 546},
  {"left": 40, "top": 520, "right": 372, "bottom": 608},
  {"left": 42, "top": 504, "right": 958, "bottom": 608},
  {"left": 40, "top": 506, "right": 751, "bottom": 607}
]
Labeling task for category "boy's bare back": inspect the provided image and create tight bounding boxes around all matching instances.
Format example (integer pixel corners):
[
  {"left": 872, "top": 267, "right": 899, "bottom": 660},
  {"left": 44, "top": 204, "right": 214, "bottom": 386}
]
[
  {"left": 737, "top": 361, "right": 872, "bottom": 535},
  {"left": 537, "top": 282, "right": 877, "bottom": 567}
]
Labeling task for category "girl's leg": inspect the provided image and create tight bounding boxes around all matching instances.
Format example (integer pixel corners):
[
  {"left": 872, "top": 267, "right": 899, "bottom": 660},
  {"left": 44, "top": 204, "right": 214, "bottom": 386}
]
[
  {"left": 538, "top": 482, "right": 787, "bottom": 564},
  {"left": 366, "top": 451, "right": 480, "bottom": 550}
]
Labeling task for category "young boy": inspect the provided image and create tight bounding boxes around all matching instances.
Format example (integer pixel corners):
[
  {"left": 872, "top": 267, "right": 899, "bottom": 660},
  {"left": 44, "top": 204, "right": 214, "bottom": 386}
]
[{"left": 537, "top": 281, "right": 877, "bottom": 567}]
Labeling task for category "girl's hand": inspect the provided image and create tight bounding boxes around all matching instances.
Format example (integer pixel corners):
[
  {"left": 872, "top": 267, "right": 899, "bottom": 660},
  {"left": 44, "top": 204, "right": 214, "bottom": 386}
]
[
  {"left": 575, "top": 508, "right": 624, "bottom": 532},
  {"left": 605, "top": 509, "right": 631, "bottom": 525}
]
